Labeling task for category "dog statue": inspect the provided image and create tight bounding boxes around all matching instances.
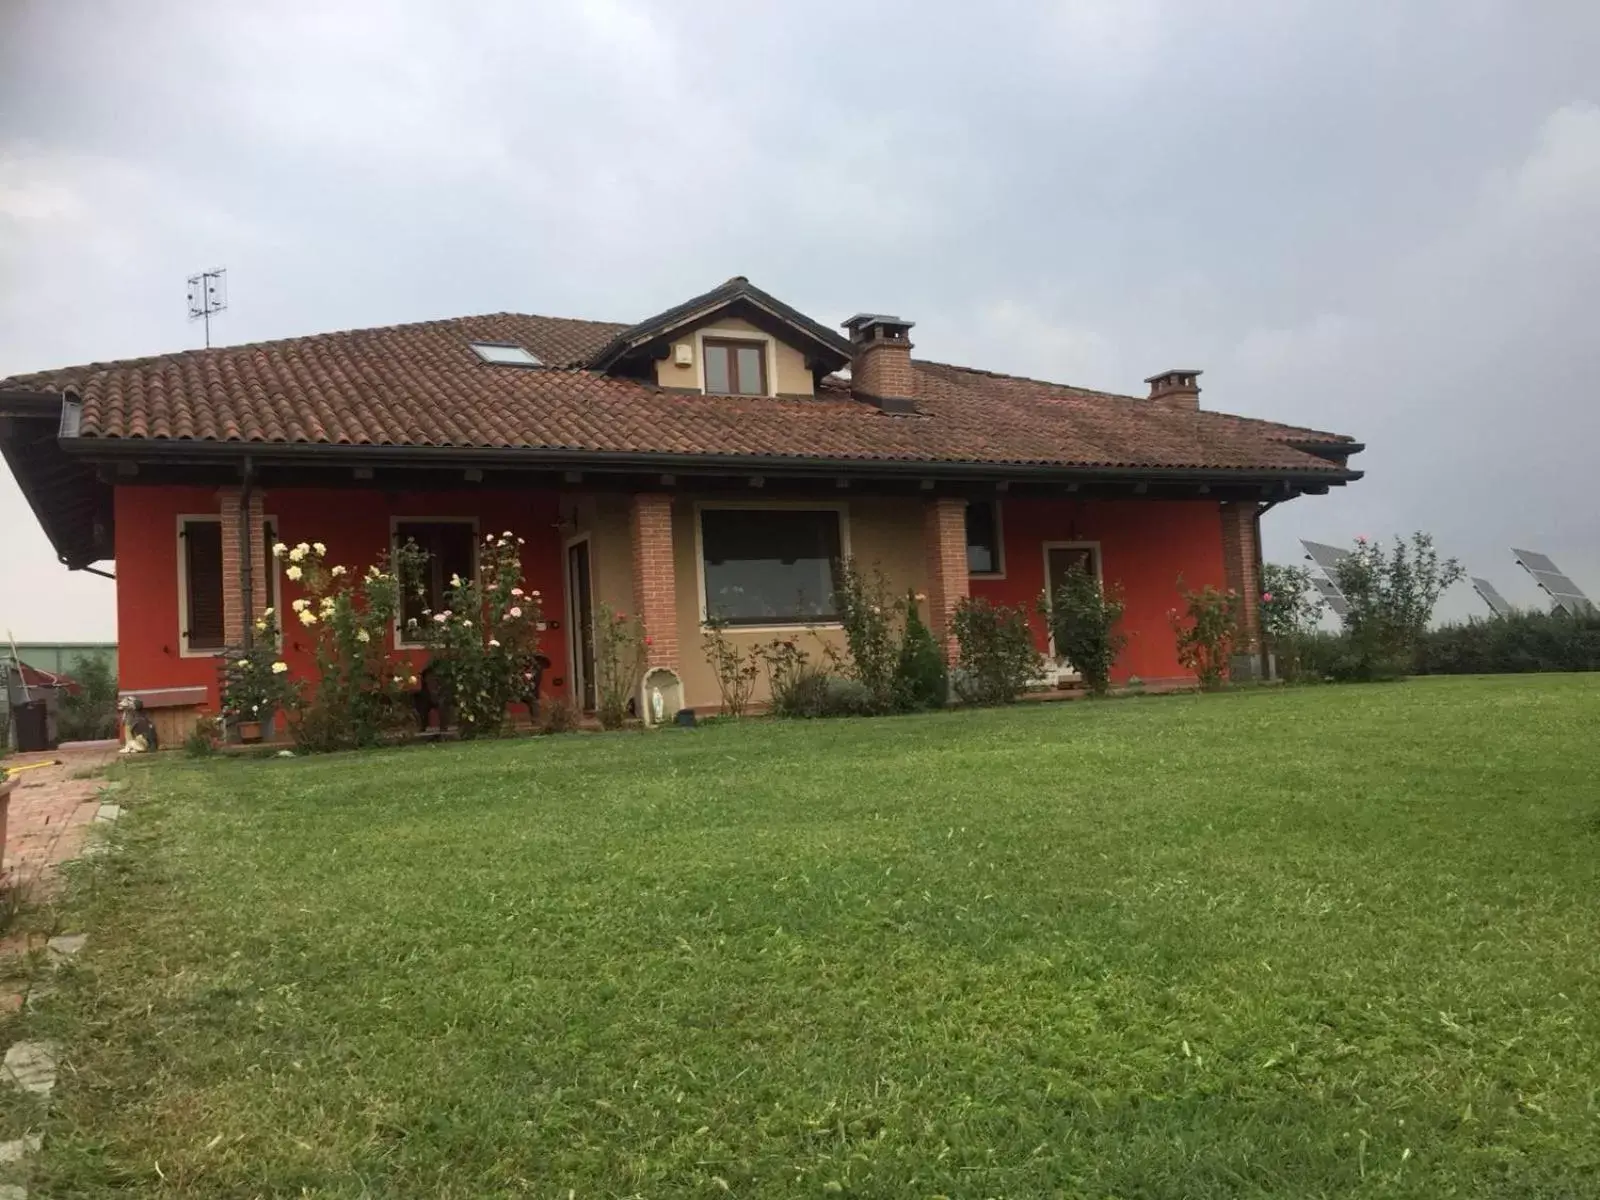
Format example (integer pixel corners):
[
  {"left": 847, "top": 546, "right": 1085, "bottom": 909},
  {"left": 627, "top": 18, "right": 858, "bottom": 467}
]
[{"left": 117, "top": 695, "right": 159, "bottom": 754}]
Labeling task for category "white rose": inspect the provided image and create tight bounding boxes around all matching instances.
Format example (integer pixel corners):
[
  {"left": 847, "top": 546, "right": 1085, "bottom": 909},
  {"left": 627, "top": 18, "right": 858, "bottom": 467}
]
[
  {"left": 292, "top": 599, "right": 308, "bottom": 613},
  {"left": 271, "top": 661, "right": 288, "bottom": 674},
  {"left": 331, "top": 565, "right": 346, "bottom": 577},
  {"left": 313, "top": 542, "right": 326, "bottom": 556},
  {"left": 286, "top": 565, "right": 303, "bottom": 581},
  {"left": 298, "top": 609, "right": 317, "bottom": 626},
  {"left": 287, "top": 547, "right": 306, "bottom": 563},
  {"left": 356, "top": 629, "right": 370, "bottom": 643},
  {"left": 272, "top": 542, "right": 288, "bottom": 557}
]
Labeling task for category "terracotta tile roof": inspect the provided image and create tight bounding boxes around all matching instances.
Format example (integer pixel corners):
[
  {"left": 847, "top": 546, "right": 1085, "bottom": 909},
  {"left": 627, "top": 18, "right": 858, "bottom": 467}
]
[{"left": 1, "top": 310, "right": 1358, "bottom": 476}]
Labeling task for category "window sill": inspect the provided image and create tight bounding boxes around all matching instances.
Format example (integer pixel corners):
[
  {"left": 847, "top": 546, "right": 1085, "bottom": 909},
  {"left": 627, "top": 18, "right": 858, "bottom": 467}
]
[
  {"left": 968, "top": 572, "right": 1007, "bottom": 581},
  {"left": 700, "top": 621, "right": 844, "bottom": 634},
  {"left": 180, "top": 646, "right": 224, "bottom": 659}
]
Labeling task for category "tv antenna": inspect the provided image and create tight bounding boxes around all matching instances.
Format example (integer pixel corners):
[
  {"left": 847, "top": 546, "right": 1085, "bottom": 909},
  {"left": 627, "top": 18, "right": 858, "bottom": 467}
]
[{"left": 186, "top": 267, "right": 228, "bottom": 348}]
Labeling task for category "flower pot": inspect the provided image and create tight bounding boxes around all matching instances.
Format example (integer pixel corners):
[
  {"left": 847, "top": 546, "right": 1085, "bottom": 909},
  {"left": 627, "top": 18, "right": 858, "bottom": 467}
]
[{"left": 237, "top": 720, "right": 263, "bottom": 744}]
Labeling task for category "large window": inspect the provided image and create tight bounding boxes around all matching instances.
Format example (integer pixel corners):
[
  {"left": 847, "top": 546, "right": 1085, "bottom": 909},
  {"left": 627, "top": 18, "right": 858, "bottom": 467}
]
[
  {"left": 394, "top": 520, "right": 477, "bottom": 637},
  {"left": 966, "top": 500, "right": 1004, "bottom": 576},
  {"left": 703, "top": 339, "right": 767, "bottom": 396},
  {"left": 701, "top": 508, "right": 842, "bottom": 625},
  {"left": 179, "top": 517, "right": 225, "bottom": 653}
]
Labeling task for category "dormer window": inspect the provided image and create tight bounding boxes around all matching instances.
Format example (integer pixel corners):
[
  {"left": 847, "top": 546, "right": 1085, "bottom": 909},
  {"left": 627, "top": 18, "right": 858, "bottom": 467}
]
[
  {"left": 703, "top": 339, "right": 767, "bottom": 396},
  {"left": 470, "top": 342, "right": 541, "bottom": 366}
]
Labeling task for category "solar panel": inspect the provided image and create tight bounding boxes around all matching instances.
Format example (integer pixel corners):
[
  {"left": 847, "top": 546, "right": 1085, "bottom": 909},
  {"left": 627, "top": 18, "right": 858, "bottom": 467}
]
[
  {"left": 1512, "top": 548, "right": 1595, "bottom": 615},
  {"left": 1511, "top": 548, "right": 1560, "bottom": 574},
  {"left": 1310, "top": 575, "right": 1348, "bottom": 616},
  {"left": 1470, "top": 577, "right": 1514, "bottom": 617},
  {"left": 1301, "top": 540, "right": 1351, "bottom": 577}
]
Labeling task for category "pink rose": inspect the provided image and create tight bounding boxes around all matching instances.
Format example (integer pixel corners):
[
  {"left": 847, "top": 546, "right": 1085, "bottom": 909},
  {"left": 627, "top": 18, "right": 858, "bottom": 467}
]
[
  {"left": 508, "top": 606, "right": 522, "bottom": 618},
  {"left": 1261, "top": 592, "right": 1274, "bottom": 603}
]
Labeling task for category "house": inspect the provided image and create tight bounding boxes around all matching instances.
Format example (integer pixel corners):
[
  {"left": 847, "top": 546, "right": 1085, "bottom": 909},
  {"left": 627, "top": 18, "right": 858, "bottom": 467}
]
[{"left": 0, "top": 277, "right": 1361, "bottom": 732}]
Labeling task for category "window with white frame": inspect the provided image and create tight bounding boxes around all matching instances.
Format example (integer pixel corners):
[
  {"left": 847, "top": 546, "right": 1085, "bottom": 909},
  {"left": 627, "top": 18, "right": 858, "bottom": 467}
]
[
  {"left": 700, "top": 508, "right": 842, "bottom": 625},
  {"left": 394, "top": 520, "right": 477, "bottom": 637},
  {"left": 178, "top": 517, "right": 225, "bottom": 654},
  {"left": 966, "top": 500, "right": 1004, "bottom": 576}
]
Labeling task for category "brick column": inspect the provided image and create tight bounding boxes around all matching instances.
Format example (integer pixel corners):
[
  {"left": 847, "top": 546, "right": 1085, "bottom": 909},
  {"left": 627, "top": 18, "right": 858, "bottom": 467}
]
[
  {"left": 219, "top": 486, "right": 269, "bottom": 648},
  {"left": 923, "top": 497, "right": 970, "bottom": 662},
  {"left": 1220, "top": 501, "right": 1262, "bottom": 656},
  {"left": 630, "top": 493, "right": 679, "bottom": 669}
]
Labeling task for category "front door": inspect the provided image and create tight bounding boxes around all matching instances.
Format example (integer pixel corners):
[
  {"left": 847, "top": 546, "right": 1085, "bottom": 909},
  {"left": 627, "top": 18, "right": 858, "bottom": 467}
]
[
  {"left": 1043, "top": 543, "right": 1099, "bottom": 675},
  {"left": 566, "top": 538, "right": 597, "bottom": 712}
]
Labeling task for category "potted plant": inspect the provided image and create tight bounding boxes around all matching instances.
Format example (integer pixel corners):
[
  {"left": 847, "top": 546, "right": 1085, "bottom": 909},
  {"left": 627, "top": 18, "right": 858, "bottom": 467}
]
[{"left": 220, "top": 611, "right": 293, "bottom": 743}]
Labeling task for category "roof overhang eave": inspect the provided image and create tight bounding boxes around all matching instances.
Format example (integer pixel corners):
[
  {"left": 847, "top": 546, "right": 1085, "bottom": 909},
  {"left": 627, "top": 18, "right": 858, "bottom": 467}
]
[
  {"left": 59, "top": 435, "right": 1363, "bottom": 487},
  {"left": 589, "top": 295, "right": 854, "bottom": 371},
  {"left": 0, "top": 389, "right": 110, "bottom": 568}
]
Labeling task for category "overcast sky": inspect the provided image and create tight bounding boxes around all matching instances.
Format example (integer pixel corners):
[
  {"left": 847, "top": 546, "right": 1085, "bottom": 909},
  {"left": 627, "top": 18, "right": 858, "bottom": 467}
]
[{"left": 3, "top": 0, "right": 1598, "bottom": 639}]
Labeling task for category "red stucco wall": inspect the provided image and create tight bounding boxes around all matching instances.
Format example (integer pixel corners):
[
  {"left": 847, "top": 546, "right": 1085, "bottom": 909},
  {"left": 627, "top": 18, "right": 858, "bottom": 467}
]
[
  {"left": 115, "top": 486, "right": 1226, "bottom": 701},
  {"left": 115, "top": 485, "right": 570, "bottom": 709},
  {"left": 968, "top": 497, "right": 1228, "bottom": 683},
  {"left": 115, "top": 485, "right": 233, "bottom": 702}
]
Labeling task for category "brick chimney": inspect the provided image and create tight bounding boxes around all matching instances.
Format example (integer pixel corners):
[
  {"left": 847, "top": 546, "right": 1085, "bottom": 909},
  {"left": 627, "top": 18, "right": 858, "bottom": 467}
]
[
  {"left": 842, "top": 313, "right": 917, "bottom": 413},
  {"left": 1145, "top": 368, "right": 1202, "bottom": 410}
]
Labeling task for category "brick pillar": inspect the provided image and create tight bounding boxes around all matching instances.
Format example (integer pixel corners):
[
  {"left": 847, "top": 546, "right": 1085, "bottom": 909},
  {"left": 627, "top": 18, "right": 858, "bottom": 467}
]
[
  {"left": 1220, "top": 501, "right": 1262, "bottom": 657},
  {"left": 219, "top": 486, "right": 269, "bottom": 648},
  {"left": 630, "top": 493, "right": 679, "bottom": 669},
  {"left": 923, "top": 497, "right": 970, "bottom": 662}
]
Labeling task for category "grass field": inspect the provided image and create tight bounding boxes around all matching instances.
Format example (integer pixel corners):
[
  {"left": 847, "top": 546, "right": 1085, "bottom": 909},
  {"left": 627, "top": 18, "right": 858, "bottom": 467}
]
[{"left": 9, "top": 675, "right": 1600, "bottom": 1197}]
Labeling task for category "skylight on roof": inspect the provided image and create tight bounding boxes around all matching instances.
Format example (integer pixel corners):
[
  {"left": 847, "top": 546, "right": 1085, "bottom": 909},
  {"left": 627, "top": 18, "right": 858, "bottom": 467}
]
[{"left": 470, "top": 342, "right": 541, "bottom": 366}]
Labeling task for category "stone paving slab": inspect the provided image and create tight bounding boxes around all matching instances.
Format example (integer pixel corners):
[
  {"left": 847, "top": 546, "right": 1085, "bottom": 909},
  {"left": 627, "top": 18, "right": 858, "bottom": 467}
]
[
  {"left": 2, "top": 747, "right": 119, "bottom": 894},
  {"left": 0, "top": 1135, "right": 40, "bottom": 1164},
  {"left": 2, "top": 1042, "right": 57, "bottom": 1096}
]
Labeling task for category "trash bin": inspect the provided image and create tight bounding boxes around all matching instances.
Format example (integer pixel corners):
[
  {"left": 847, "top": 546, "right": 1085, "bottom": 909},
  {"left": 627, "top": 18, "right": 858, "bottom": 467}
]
[{"left": 12, "top": 700, "right": 50, "bottom": 753}]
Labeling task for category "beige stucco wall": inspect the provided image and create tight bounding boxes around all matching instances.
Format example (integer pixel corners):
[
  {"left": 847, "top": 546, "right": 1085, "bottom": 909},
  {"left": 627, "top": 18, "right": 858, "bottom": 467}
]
[
  {"left": 569, "top": 494, "right": 633, "bottom": 616},
  {"left": 651, "top": 315, "right": 816, "bottom": 396},
  {"left": 667, "top": 495, "right": 928, "bottom": 710}
]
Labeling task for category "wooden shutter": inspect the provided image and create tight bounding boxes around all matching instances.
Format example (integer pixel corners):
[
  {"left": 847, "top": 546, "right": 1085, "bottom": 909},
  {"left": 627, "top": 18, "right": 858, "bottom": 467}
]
[{"left": 183, "top": 520, "right": 225, "bottom": 650}]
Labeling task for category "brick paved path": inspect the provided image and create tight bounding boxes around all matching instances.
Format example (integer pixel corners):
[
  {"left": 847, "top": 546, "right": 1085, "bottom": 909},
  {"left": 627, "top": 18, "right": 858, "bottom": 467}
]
[{"left": 2, "top": 742, "right": 120, "bottom": 894}]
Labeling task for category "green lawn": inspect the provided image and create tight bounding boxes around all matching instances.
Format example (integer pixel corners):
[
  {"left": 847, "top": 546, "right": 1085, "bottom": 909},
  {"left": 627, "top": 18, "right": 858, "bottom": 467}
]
[{"left": 12, "top": 676, "right": 1600, "bottom": 1197}]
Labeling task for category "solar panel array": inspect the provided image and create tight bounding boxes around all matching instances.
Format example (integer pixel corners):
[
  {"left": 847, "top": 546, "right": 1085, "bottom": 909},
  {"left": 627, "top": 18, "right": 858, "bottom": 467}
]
[
  {"left": 1512, "top": 548, "right": 1595, "bottom": 616},
  {"left": 1300, "top": 540, "right": 1351, "bottom": 617},
  {"left": 1470, "top": 577, "right": 1514, "bottom": 617},
  {"left": 1301, "top": 540, "right": 1351, "bottom": 576},
  {"left": 1309, "top": 574, "right": 1349, "bottom": 616}
]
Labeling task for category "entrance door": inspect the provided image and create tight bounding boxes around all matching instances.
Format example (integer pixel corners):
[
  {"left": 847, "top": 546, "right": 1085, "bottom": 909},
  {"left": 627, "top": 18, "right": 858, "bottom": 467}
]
[
  {"left": 566, "top": 538, "right": 597, "bottom": 712},
  {"left": 1042, "top": 543, "right": 1100, "bottom": 675}
]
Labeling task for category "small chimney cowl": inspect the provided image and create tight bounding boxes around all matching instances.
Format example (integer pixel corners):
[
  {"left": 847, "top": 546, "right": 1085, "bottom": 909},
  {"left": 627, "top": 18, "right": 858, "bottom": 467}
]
[{"left": 1145, "top": 368, "right": 1202, "bottom": 409}]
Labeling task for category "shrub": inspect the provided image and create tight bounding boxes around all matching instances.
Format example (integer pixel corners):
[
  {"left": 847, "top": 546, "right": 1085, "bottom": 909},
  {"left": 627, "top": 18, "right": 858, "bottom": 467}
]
[
  {"left": 1170, "top": 584, "right": 1242, "bottom": 691},
  {"left": 817, "top": 676, "right": 876, "bottom": 717},
  {"left": 831, "top": 560, "right": 902, "bottom": 713},
  {"left": 895, "top": 590, "right": 948, "bottom": 709},
  {"left": 55, "top": 653, "right": 120, "bottom": 742},
  {"left": 1333, "top": 533, "right": 1464, "bottom": 679},
  {"left": 951, "top": 597, "right": 1040, "bottom": 705},
  {"left": 219, "top": 612, "right": 294, "bottom": 734},
  {"left": 537, "top": 698, "right": 583, "bottom": 734},
  {"left": 405, "top": 531, "right": 546, "bottom": 739},
  {"left": 1260, "top": 563, "right": 1328, "bottom": 682},
  {"left": 761, "top": 635, "right": 824, "bottom": 717},
  {"left": 277, "top": 540, "right": 417, "bottom": 752},
  {"left": 593, "top": 602, "right": 646, "bottom": 730},
  {"left": 1042, "top": 562, "right": 1126, "bottom": 696},
  {"left": 701, "top": 617, "right": 763, "bottom": 718},
  {"left": 1417, "top": 609, "right": 1600, "bottom": 675},
  {"left": 183, "top": 716, "right": 221, "bottom": 758}
]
